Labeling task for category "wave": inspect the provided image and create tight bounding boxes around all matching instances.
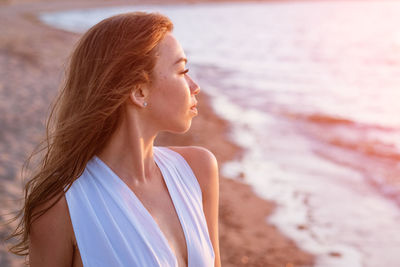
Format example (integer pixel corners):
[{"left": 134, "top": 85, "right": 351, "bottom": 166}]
[
  {"left": 284, "top": 111, "right": 400, "bottom": 205},
  {"left": 326, "top": 137, "right": 400, "bottom": 161},
  {"left": 280, "top": 111, "right": 400, "bottom": 162},
  {"left": 283, "top": 112, "right": 397, "bottom": 132},
  {"left": 299, "top": 113, "right": 356, "bottom": 125}
]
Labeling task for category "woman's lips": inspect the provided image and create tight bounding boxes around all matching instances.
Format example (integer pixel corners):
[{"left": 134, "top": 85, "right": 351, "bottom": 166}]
[
  {"left": 190, "top": 106, "right": 198, "bottom": 115},
  {"left": 190, "top": 100, "right": 198, "bottom": 115}
]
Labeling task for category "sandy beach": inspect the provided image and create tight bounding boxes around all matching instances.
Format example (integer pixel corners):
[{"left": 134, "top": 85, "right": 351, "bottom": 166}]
[{"left": 0, "top": 0, "right": 315, "bottom": 266}]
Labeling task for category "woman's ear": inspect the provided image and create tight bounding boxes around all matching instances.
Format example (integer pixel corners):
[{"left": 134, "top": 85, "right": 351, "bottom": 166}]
[{"left": 129, "top": 84, "right": 150, "bottom": 108}]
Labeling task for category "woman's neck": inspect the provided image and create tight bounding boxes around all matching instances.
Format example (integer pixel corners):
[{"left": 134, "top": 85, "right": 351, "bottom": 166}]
[{"left": 96, "top": 111, "right": 159, "bottom": 187}]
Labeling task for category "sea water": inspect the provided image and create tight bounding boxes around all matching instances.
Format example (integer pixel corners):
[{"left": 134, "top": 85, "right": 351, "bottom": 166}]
[{"left": 40, "top": 1, "right": 400, "bottom": 266}]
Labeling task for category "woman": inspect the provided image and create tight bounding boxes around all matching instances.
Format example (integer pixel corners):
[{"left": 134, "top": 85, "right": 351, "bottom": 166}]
[{"left": 8, "top": 12, "right": 220, "bottom": 266}]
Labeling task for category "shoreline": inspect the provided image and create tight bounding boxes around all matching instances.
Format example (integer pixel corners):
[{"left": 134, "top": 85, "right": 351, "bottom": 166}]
[{"left": 0, "top": 0, "right": 315, "bottom": 266}]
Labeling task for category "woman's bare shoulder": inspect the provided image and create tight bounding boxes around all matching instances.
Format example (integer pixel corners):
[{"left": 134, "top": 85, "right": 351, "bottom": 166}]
[
  {"left": 29, "top": 193, "right": 75, "bottom": 266},
  {"left": 166, "top": 146, "right": 219, "bottom": 194}
]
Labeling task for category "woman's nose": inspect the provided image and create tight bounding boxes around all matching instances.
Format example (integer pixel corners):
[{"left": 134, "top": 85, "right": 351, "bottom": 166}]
[{"left": 187, "top": 75, "right": 200, "bottom": 95}]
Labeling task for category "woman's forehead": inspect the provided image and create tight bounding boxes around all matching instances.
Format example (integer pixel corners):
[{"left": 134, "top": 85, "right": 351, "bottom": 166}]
[{"left": 157, "top": 33, "right": 185, "bottom": 65}]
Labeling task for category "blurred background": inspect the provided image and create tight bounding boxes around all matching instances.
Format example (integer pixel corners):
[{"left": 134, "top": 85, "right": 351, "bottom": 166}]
[{"left": 1, "top": 0, "right": 400, "bottom": 266}]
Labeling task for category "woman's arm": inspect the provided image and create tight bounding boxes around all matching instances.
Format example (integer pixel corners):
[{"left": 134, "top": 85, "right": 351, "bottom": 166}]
[
  {"left": 29, "top": 194, "right": 75, "bottom": 267},
  {"left": 169, "top": 146, "right": 221, "bottom": 267}
]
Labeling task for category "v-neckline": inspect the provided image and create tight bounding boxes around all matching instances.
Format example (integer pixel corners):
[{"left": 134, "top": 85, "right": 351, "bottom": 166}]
[{"left": 93, "top": 147, "right": 189, "bottom": 267}]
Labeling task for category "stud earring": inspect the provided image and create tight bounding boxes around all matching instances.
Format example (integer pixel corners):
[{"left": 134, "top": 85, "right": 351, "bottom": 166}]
[{"left": 143, "top": 102, "right": 147, "bottom": 107}]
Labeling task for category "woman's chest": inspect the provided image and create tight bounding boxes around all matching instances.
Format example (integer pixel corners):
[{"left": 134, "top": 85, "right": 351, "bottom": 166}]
[{"left": 130, "top": 176, "right": 189, "bottom": 267}]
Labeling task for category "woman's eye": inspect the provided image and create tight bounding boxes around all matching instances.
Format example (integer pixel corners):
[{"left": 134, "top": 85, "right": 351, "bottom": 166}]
[{"left": 181, "top": 69, "right": 189, "bottom": 75}]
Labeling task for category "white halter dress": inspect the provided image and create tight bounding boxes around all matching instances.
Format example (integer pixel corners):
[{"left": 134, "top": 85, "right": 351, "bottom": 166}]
[{"left": 65, "top": 146, "right": 215, "bottom": 267}]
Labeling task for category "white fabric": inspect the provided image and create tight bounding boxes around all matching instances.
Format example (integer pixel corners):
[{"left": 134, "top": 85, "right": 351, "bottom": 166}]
[{"left": 65, "top": 146, "right": 215, "bottom": 267}]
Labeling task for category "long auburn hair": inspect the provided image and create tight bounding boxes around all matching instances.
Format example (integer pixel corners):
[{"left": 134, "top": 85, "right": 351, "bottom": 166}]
[{"left": 7, "top": 11, "right": 173, "bottom": 256}]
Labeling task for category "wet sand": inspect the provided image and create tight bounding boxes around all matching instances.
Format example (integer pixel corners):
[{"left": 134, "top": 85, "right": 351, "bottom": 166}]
[{"left": 0, "top": 0, "right": 315, "bottom": 266}]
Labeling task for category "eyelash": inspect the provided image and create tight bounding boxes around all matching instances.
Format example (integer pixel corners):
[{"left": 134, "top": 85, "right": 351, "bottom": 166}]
[{"left": 181, "top": 69, "right": 189, "bottom": 75}]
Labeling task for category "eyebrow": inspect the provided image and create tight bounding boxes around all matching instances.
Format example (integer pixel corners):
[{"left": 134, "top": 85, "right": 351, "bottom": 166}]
[{"left": 174, "top": 57, "right": 187, "bottom": 65}]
